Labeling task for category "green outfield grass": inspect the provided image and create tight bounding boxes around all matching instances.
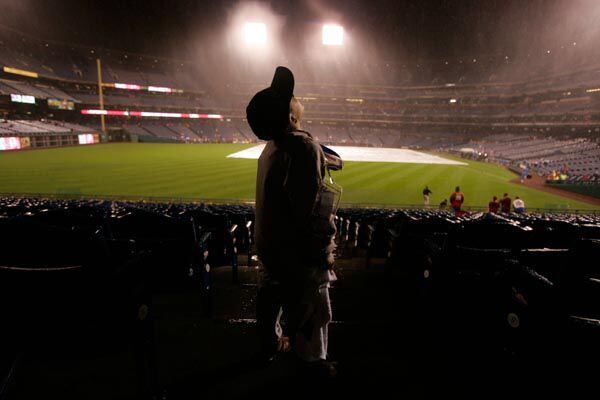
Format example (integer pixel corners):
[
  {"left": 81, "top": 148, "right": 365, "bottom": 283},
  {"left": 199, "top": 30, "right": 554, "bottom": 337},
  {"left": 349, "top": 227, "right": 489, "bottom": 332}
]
[{"left": 0, "top": 143, "right": 597, "bottom": 210}]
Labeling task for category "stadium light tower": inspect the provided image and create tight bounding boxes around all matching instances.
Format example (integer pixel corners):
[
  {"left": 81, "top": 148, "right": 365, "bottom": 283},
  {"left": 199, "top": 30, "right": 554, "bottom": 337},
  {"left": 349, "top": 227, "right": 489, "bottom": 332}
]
[
  {"left": 322, "top": 24, "right": 344, "bottom": 46},
  {"left": 244, "top": 22, "right": 267, "bottom": 45}
]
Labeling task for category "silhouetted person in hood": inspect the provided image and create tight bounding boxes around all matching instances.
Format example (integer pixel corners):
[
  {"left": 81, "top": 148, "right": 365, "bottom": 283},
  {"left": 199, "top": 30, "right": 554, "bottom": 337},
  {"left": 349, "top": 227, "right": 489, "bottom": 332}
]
[{"left": 247, "top": 66, "right": 340, "bottom": 377}]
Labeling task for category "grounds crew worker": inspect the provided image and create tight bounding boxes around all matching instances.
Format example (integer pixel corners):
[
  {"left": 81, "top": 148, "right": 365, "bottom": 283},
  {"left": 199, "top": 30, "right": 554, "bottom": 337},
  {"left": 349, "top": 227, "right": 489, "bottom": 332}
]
[
  {"left": 449, "top": 186, "right": 465, "bottom": 213},
  {"left": 422, "top": 185, "right": 432, "bottom": 206},
  {"left": 247, "top": 66, "right": 342, "bottom": 377}
]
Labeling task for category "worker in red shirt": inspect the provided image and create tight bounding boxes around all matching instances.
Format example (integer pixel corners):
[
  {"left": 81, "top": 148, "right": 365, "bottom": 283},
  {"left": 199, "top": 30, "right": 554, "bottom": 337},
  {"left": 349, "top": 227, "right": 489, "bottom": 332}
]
[
  {"left": 449, "top": 186, "right": 465, "bottom": 213},
  {"left": 500, "top": 193, "right": 511, "bottom": 213},
  {"left": 488, "top": 196, "right": 500, "bottom": 213}
]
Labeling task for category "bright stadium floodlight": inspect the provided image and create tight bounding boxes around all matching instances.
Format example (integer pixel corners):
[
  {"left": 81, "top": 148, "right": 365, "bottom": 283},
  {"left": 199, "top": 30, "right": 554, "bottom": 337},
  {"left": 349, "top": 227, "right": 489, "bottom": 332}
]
[
  {"left": 244, "top": 22, "right": 266, "bottom": 44},
  {"left": 322, "top": 24, "right": 344, "bottom": 46}
]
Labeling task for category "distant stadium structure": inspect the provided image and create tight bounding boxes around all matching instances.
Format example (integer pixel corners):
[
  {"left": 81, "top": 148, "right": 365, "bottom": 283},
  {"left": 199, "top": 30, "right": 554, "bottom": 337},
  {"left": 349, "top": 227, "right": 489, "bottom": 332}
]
[
  {"left": 1, "top": 2, "right": 600, "bottom": 397},
  {"left": 0, "top": 24, "right": 598, "bottom": 201}
]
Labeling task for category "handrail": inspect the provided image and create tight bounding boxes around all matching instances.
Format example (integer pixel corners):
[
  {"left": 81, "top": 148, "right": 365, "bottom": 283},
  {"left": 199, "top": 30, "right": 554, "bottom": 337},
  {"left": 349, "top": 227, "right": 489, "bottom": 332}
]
[
  {"left": 0, "top": 192, "right": 598, "bottom": 214},
  {"left": 0, "top": 265, "right": 82, "bottom": 271}
]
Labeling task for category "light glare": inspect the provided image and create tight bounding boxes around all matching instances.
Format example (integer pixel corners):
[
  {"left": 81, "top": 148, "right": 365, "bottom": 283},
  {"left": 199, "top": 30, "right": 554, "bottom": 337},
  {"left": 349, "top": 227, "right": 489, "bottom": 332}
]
[
  {"left": 322, "top": 24, "right": 344, "bottom": 46},
  {"left": 244, "top": 22, "right": 266, "bottom": 44}
]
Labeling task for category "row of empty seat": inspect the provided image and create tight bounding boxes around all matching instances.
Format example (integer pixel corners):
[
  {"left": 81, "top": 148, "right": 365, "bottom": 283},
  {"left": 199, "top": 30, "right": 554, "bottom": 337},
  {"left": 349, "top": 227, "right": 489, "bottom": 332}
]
[
  {"left": 0, "top": 197, "right": 598, "bottom": 397},
  {"left": 0, "top": 119, "right": 91, "bottom": 135},
  {"left": 0, "top": 78, "right": 78, "bottom": 101},
  {"left": 449, "top": 135, "right": 600, "bottom": 178}
]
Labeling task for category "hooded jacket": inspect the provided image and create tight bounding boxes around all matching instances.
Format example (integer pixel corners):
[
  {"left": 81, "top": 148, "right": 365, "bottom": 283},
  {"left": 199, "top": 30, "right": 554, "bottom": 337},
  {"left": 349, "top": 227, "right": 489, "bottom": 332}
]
[{"left": 255, "top": 129, "right": 337, "bottom": 281}]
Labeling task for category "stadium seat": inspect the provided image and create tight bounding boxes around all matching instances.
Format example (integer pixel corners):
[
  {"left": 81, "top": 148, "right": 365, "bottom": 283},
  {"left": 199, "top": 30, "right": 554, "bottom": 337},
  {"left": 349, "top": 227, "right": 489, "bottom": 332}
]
[{"left": 0, "top": 219, "right": 157, "bottom": 399}]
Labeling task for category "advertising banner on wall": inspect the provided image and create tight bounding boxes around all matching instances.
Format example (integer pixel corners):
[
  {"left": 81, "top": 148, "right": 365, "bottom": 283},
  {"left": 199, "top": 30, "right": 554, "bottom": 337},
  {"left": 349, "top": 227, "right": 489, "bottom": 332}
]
[
  {"left": 78, "top": 134, "right": 95, "bottom": 144},
  {"left": 47, "top": 98, "right": 75, "bottom": 110},
  {"left": 10, "top": 94, "right": 36, "bottom": 104},
  {"left": 19, "top": 137, "right": 31, "bottom": 148},
  {"left": 0, "top": 137, "right": 22, "bottom": 150}
]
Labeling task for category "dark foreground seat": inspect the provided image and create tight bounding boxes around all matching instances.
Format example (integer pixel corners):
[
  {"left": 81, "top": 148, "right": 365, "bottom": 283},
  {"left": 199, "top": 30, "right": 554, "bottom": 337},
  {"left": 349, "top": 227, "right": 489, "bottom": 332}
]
[{"left": 0, "top": 218, "right": 157, "bottom": 399}]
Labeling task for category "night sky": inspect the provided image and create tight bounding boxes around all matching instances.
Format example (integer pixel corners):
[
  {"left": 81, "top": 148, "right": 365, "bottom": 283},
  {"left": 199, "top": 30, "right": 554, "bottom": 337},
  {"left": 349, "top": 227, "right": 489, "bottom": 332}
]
[{"left": 0, "top": 0, "right": 593, "bottom": 62}]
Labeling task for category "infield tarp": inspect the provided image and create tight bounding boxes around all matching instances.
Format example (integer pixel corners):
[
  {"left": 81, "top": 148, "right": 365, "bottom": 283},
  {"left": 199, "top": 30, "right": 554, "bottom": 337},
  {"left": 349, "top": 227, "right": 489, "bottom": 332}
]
[{"left": 228, "top": 145, "right": 468, "bottom": 165}]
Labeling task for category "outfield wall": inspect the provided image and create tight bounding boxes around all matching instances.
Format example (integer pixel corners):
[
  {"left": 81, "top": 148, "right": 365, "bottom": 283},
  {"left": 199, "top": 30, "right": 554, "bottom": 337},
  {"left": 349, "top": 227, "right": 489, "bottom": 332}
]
[
  {"left": 546, "top": 182, "right": 600, "bottom": 199},
  {"left": 0, "top": 132, "right": 101, "bottom": 150}
]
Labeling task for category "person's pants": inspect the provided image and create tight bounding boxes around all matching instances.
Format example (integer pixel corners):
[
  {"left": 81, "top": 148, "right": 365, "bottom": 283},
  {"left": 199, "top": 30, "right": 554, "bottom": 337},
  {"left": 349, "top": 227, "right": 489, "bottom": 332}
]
[
  {"left": 423, "top": 195, "right": 429, "bottom": 206},
  {"left": 256, "top": 276, "right": 332, "bottom": 362},
  {"left": 294, "top": 285, "right": 331, "bottom": 362}
]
